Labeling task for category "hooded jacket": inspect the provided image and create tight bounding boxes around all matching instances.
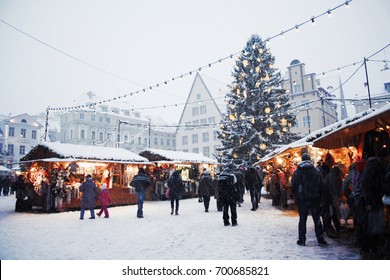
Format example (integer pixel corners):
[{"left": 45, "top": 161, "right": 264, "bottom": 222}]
[{"left": 291, "top": 160, "right": 324, "bottom": 202}]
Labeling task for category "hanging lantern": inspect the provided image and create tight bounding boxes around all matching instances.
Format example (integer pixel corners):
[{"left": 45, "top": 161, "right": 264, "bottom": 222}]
[
  {"left": 233, "top": 153, "right": 238, "bottom": 158},
  {"left": 229, "top": 114, "right": 236, "bottom": 121},
  {"left": 264, "top": 107, "right": 271, "bottom": 114},
  {"left": 255, "top": 81, "right": 260, "bottom": 88},
  {"left": 251, "top": 116, "right": 255, "bottom": 124},
  {"left": 255, "top": 66, "right": 260, "bottom": 73},
  {"left": 281, "top": 118, "right": 287, "bottom": 126},
  {"left": 243, "top": 60, "right": 249, "bottom": 67},
  {"left": 260, "top": 143, "right": 267, "bottom": 150}
]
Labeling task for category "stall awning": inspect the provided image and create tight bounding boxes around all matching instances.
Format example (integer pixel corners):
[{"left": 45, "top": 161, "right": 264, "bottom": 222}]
[{"left": 313, "top": 104, "right": 390, "bottom": 149}]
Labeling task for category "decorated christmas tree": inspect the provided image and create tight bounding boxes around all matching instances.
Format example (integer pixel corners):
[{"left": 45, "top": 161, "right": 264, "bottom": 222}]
[{"left": 217, "top": 34, "right": 297, "bottom": 168}]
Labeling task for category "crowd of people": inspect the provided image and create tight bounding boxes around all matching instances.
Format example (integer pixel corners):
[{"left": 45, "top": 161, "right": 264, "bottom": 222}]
[{"left": 3, "top": 144, "right": 390, "bottom": 260}]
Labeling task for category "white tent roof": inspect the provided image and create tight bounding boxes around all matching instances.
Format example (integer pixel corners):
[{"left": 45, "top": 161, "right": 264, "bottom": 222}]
[
  {"left": 139, "top": 148, "right": 218, "bottom": 164},
  {"left": 24, "top": 142, "right": 149, "bottom": 163}
]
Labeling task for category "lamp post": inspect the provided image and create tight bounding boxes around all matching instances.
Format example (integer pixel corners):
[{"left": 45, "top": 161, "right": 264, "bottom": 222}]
[{"left": 363, "top": 57, "right": 372, "bottom": 108}]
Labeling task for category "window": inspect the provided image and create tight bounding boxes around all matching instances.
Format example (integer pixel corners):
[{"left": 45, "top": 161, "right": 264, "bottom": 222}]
[
  {"left": 192, "top": 134, "right": 198, "bottom": 144},
  {"left": 192, "top": 107, "right": 199, "bottom": 116},
  {"left": 196, "top": 93, "right": 201, "bottom": 100},
  {"left": 9, "top": 127, "right": 15, "bottom": 137},
  {"left": 293, "top": 83, "right": 302, "bottom": 93},
  {"left": 214, "top": 130, "right": 218, "bottom": 140},
  {"left": 202, "top": 132, "right": 209, "bottom": 142},
  {"left": 21, "top": 119, "right": 27, "bottom": 123},
  {"left": 91, "top": 131, "right": 96, "bottom": 140},
  {"left": 91, "top": 115, "right": 96, "bottom": 122},
  {"left": 192, "top": 148, "right": 199, "bottom": 153},
  {"left": 167, "top": 138, "right": 170, "bottom": 146},
  {"left": 124, "top": 135, "right": 128, "bottom": 142},
  {"left": 138, "top": 137, "right": 142, "bottom": 145},
  {"left": 20, "top": 128, "right": 26, "bottom": 138},
  {"left": 160, "top": 138, "right": 164, "bottom": 146},
  {"left": 99, "top": 116, "right": 103, "bottom": 123},
  {"left": 99, "top": 132, "right": 104, "bottom": 141},
  {"left": 303, "top": 116, "right": 311, "bottom": 128},
  {"left": 19, "top": 145, "right": 26, "bottom": 155},
  {"left": 208, "top": 117, "right": 215, "bottom": 124},
  {"left": 81, "top": 130, "right": 85, "bottom": 139},
  {"left": 106, "top": 117, "right": 110, "bottom": 124},
  {"left": 203, "top": 146, "right": 210, "bottom": 157},
  {"left": 154, "top": 138, "right": 158, "bottom": 145},
  {"left": 80, "top": 113, "right": 85, "bottom": 120},
  {"left": 185, "top": 121, "right": 192, "bottom": 130},
  {"left": 182, "top": 135, "right": 188, "bottom": 145},
  {"left": 200, "top": 118, "right": 207, "bottom": 125},
  {"left": 8, "top": 144, "right": 14, "bottom": 155},
  {"left": 200, "top": 105, "right": 207, "bottom": 114}
]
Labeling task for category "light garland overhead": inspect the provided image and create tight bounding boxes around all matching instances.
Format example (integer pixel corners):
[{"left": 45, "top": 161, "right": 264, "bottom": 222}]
[{"left": 27, "top": 0, "right": 354, "bottom": 112}]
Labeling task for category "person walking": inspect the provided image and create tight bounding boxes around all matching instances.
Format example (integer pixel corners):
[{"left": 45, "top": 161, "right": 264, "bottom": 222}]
[
  {"left": 291, "top": 153, "right": 328, "bottom": 247},
  {"left": 96, "top": 183, "right": 111, "bottom": 218},
  {"left": 218, "top": 168, "right": 239, "bottom": 226},
  {"left": 79, "top": 174, "right": 99, "bottom": 220},
  {"left": 198, "top": 170, "right": 213, "bottom": 212},
  {"left": 167, "top": 170, "right": 185, "bottom": 215},
  {"left": 245, "top": 166, "right": 261, "bottom": 211},
  {"left": 130, "top": 168, "right": 151, "bottom": 218}
]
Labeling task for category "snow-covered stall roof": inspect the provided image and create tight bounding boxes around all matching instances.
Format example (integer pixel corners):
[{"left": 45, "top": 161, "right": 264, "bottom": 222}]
[
  {"left": 259, "top": 106, "right": 381, "bottom": 162},
  {"left": 312, "top": 104, "right": 390, "bottom": 149},
  {"left": 139, "top": 148, "right": 218, "bottom": 164},
  {"left": 21, "top": 142, "right": 149, "bottom": 163}
]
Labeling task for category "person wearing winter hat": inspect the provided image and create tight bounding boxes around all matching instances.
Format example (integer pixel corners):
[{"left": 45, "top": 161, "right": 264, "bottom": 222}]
[
  {"left": 97, "top": 183, "right": 111, "bottom": 218},
  {"left": 291, "top": 153, "right": 328, "bottom": 247}
]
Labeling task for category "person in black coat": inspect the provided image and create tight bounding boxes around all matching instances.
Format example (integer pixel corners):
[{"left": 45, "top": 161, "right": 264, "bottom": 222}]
[
  {"left": 167, "top": 170, "right": 184, "bottom": 215},
  {"left": 14, "top": 175, "right": 33, "bottom": 212},
  {"left": 130, "top": 168, "right": 151, "bottom": 218},
  {"left": 291, "top": 153, "right": 327, "bottom": 247},
  {"left": 218, "top": 168, "right": 239, "bottom": 226},
  {"left": 198, "top": 171, "right": 213, "bottom": 212},
  {"left": 245, "top": 166, "right": 262, "bottom": 211}
]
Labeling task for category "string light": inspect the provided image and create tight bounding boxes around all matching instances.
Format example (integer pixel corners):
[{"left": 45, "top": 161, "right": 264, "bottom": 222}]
[{"left": 26, "top": 0, "right": 353, "bottom": 112}]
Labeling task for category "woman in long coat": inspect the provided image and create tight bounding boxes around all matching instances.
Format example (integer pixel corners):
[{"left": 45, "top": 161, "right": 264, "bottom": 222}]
[
  {"left": 167, "top": 170, "right": 184, "bottom": 215},
  {"left": 79, "top": 174, "right": 99, "bottom": 220}
]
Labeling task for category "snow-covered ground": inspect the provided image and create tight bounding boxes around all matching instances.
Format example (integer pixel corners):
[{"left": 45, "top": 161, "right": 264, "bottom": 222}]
[
  {"left": 0, "top": 192, "right": 359, "bottom": 260},
  {"left": 1, "top": 192, "right": 383, "bottom": 279}
]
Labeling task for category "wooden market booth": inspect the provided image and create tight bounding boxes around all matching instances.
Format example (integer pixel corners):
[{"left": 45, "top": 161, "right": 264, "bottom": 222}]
[
  {"left": 19, "top": 142, "right": 150, "bottom": 211},
  {"left": 138, "top": 148, "right": 219, "bottom": 199}
]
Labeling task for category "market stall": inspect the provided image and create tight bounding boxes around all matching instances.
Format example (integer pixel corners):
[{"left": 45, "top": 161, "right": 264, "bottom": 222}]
[
  {"left": 139, "top": 148, "right": 219, "bottom": 199},
  {"left": 19, "top": 142, "right": 150, "bottom": 211}
]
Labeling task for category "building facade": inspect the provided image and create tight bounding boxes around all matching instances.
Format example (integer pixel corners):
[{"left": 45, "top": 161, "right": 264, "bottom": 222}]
[
  {"left": 282, "top": 59, "right": 338, "bottom": 135},
  {"left": 175, "top": 73, "right": 223, "bottom": 158},
  {"left": 59, "top": 97, "right": 176, "bottom": 152},
  {"left": 0, "top": 113, "right": 43, "bottom": 168}
]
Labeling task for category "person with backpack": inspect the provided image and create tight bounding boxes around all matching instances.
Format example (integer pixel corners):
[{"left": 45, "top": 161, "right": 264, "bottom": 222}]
[
  {"left": 130, "top": 168, "right": 151, "bottom": 218},
  {"left": 218, "top": 167, "right": 239, "bottom": 226}
]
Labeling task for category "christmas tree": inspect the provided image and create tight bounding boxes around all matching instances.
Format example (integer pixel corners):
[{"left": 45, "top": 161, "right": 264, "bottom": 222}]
[{"left": 217, "top": 34, "right": 297, "bottom": 168}]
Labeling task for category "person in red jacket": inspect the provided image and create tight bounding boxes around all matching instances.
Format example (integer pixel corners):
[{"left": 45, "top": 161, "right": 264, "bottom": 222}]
[{"left": 97, "top": 183, "right": 111, "bottom": 218}]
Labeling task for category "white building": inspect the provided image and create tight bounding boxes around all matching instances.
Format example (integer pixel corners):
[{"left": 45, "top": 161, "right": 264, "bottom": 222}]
[
  {"left": 282, "top": 59, "right": 339, "bottom": 135},
  {"left": 59, "top": 92, "right": 176, "bottom": 152},
  {"left": 175, "top": 73, "right": 224, "bottom": 158},
  {"left": 0, "top": 113, "right": 43, "bottom": 167}
]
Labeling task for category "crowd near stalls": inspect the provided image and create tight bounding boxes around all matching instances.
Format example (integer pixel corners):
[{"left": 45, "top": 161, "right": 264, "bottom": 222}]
[
  {"left": 138, "top": 148, "right": 219, "bottom": 200},
  {"left": 0, "top": 166, "right": 14, "bottom": 197},
  {"left": 12, "top": 144, "right": 220, "bottom": 213},
  {"left": 260, "top": 104, "right": 390, "bottom": 259},
  {"left": 17, "top": 142, "right": 149, "bottom": 212}
]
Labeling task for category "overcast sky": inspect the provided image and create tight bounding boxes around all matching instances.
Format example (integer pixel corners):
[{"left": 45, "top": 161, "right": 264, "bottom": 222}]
[{"left": 0, "top": 0, "right": 389, "bottom": 123}]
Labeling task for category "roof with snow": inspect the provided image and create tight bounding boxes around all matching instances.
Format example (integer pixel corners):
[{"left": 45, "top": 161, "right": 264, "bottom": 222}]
[
  {"left": 139, "top": 148, "right": 218, "bottom": 164},
  {"left": 259, "top": 105, "right": 387, "bottom": 162},
  {"left": 20, "top": 142, "right": 148, "bottom": 163}
]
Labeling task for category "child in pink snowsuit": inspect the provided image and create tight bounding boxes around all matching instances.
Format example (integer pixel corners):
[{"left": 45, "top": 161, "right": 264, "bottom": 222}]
[{"left": 97, "top": 183, "right": 111, "bottom": 218}]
